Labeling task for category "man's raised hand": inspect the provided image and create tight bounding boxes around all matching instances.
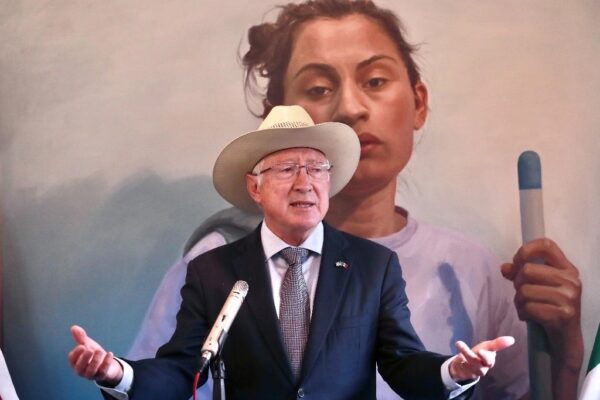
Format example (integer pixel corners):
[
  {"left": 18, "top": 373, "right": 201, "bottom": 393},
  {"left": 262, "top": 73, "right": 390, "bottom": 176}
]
[{"left": 67, "top": 325, "right": 123, "bottom": 386}]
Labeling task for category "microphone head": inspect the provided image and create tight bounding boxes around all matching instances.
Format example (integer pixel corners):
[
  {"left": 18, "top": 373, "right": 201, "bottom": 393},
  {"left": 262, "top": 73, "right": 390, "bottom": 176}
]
[
  {"left": 518, "top": 150, "right": 542, "bottom": 190},
  {"left": 232, "top": 280, "right": 249, "bottom": 298}
]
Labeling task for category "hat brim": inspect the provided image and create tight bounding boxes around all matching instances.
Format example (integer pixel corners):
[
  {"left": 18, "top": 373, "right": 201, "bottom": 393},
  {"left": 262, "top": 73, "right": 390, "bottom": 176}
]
[{"left": 213, "top": 122, "right": 360, "bottom": 212}]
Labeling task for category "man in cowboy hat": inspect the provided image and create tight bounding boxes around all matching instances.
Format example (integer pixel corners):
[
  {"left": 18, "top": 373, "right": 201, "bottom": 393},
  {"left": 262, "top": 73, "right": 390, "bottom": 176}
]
[{"left": 68, "top": 105, "right": 514, "bottom": 399}]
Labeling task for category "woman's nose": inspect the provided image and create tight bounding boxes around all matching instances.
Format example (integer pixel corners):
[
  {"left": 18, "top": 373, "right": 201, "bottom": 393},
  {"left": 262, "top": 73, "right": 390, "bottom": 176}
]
[{"left": 332, "top": 83, "right": 368, "bottom": 126}]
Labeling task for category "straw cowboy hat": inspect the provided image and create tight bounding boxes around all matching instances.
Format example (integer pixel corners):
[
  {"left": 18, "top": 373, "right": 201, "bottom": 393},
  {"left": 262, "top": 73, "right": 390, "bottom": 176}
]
[{"left": 213, "top": 105, "right": 360, "bottom": 212}]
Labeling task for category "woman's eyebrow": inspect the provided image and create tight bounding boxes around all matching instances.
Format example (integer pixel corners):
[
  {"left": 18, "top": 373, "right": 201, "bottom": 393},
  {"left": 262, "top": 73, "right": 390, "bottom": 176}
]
[
  {"left": 291, "top": 63, "right": 339, "bottom": 81},
  {"left": 356, "top": 54, "right": 399, "bottom": 70},
  {"left": 290, "top": 54, "right": 398, "bottom": 81}
]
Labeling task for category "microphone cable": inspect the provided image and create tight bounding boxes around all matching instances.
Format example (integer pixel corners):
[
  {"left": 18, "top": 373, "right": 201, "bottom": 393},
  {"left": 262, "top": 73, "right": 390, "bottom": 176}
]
[{"left": 192, "top": 371, "right": 201, "bottom": 400}]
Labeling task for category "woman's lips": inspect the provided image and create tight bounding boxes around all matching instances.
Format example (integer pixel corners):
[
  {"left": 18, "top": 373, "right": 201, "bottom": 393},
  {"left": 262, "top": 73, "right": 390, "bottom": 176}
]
[{"left": 358, "top": 133, "right": 381, "bottom": 153}]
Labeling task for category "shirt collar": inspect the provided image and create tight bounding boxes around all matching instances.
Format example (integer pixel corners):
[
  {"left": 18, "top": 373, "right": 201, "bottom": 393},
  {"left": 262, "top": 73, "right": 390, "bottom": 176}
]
[{"left": 261, "top": 221, "right": 324, "bottom": 260}]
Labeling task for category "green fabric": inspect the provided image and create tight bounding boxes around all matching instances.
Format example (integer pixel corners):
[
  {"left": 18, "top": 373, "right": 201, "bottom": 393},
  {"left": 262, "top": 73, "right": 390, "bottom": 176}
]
[{"left": 588, "top": 323, "right": 600, "bottom": 373}]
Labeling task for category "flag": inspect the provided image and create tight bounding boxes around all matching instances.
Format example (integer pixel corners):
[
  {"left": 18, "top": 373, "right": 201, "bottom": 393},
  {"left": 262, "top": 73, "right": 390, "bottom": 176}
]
[
  {"left": 580, "top": 323, "right": 600, "bottom": 400},
  {"left": 0, "top": 349, "right": 19, "bottom": 400}
]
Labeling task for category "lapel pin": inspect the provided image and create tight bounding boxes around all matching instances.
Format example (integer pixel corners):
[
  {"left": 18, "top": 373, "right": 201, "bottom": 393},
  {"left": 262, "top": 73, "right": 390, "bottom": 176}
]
[{"left": 335, "top": 261, "right": 349, "bottom": 269}]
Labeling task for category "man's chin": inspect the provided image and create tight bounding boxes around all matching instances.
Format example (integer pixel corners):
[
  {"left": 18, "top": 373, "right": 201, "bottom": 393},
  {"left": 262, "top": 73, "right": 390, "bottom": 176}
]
[{"left": 287, "top": 215, "right": 322, "bottom": 230}]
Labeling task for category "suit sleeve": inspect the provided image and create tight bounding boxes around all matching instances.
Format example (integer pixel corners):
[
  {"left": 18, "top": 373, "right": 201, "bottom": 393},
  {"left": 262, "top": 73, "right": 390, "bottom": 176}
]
[
  {"left": 123, "top": 259, "right": 209, "bottom": 400},
  {"left": 376, "top": 251, "right": 456, "bottom": 399}
]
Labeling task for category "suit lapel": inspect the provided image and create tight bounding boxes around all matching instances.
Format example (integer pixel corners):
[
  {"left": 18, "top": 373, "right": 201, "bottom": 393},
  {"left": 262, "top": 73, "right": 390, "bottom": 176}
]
[
  {"left": 300, "top": 223, "right": 353, "bottom": 380},
  {"left": 230, "top": 225, "right": 294, "bottom": 382}
]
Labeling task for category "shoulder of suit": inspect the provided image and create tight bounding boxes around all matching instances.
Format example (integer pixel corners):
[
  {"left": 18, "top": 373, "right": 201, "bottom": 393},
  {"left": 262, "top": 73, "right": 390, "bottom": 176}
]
[{"left": 187, "top": 225, "right": 261, "bottom": 266}]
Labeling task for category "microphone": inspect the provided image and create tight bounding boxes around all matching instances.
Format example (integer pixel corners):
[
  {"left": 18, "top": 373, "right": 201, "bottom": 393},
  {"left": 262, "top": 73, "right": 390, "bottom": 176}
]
[
  {"left": 517, "top": 151, "right": 552, "bottom": 400},
  {"left": 197, "top": 280, "right": 249, "bottom": 373}
]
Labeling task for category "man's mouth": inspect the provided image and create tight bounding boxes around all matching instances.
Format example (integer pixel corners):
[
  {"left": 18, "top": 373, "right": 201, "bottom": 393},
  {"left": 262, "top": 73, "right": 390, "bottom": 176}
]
[{"left": 290, "top": 201, "right": 315, "bottom": 208}]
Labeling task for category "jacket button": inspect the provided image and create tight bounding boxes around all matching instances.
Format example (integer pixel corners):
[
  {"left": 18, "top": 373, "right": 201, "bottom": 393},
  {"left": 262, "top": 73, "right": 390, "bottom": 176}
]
[{"left": 297, "top": 388, "right": 305, "bottom": 398}]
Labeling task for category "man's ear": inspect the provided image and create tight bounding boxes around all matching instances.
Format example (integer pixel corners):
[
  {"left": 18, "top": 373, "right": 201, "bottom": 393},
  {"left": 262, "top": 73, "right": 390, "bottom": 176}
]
[
  {"left": 245, "top": 173, "right": 262, "bottom": 204},
  {"left": 413, "top": 80, "right": 429, "bottom": 131}
]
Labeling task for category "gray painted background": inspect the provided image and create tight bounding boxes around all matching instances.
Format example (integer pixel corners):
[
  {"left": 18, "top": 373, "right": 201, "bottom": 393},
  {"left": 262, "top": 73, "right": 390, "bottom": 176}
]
[{"left": 1, "top": 1, "right": 599, "bottom": 399}]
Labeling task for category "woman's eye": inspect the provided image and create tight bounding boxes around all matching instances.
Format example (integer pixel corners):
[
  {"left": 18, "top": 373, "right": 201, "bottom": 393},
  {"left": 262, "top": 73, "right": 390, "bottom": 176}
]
[
  {"left": 306, "top": 86, "right": 331, "bottom": 96},
  {"left": 365, "top": 77, "right": 387, "bottom": 88}
]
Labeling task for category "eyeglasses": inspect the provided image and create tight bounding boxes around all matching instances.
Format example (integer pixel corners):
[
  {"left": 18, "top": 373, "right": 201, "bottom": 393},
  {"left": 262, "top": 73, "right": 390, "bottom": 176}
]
[{"left": 252, "top": 162, "right": 333, "bottom": 181}]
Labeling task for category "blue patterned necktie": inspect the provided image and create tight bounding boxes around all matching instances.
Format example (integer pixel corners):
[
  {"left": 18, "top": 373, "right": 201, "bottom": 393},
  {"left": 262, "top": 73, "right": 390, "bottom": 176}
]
[{"left": 279, "top": 246, "right": 310, "bottom": 381}]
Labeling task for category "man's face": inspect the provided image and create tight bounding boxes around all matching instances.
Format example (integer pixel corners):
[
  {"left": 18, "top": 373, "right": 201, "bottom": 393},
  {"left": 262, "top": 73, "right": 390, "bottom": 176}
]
[{"left": 246, "top": 147, "right": 330, "bottom": 245}]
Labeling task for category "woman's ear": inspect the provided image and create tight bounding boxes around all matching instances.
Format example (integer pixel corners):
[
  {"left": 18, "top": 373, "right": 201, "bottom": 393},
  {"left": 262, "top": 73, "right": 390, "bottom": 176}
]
[{"left": 413, "top": 80, "right": 429, "bottom": 130}]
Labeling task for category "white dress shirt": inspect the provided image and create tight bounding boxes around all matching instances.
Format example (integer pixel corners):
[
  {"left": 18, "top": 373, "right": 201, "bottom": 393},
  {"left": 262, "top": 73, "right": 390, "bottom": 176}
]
[{"left": 261, "top": 221, "right": 322, "bottom": 318}]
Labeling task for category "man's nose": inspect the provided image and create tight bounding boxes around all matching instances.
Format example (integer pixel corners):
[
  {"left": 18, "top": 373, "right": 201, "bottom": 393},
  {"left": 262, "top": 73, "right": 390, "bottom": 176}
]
[{"left": 292, "top": 166, "right": 312, "bottom": 191}]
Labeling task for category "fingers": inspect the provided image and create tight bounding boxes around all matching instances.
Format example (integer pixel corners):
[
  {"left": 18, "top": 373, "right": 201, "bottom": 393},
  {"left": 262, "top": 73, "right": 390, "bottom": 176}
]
[
  {"left": 68, "top": 325, "right": 118, "bottom": 383},
  {"left": 97, "top": 352, "right": 117, "bottom": 378},
  {"left": 500, "top": 262, "right": 516, "bottom": 281},
  {"left": 458, "top": 337, "right": 512, "bottom": 365},
  {"left": 457, "top": 340, "right": 492, "bottom": 376},
  {"left": 68, "top": 345, "right": 87, "bottom": 370},
  {"left": 514, "top": 294, "right": 579, "bottom": 332},
  {"left": 70, "top": 325, "right": 103, "bottom": 352},
  {"left": 503, "top": 238, "right": 579, "bottom": 284},
  {"left": 476, "top": 349, "right": 495, "bottom": 368},
  {"left": 69, "top": 345, "right": 116, "bottom": 381},
  {"left": 474, "top": 336, "right": 515, "bottom": 353},
  {"left": 513, "top": 238, "right": 577, "bottom": 274},
  {"left": 451, "top": 337, "right": 514, "bottom": 381},
  {"left": 70, "top": 325, "right": 88, "bottom": 345},
  {"left": 504, "top": 254, "right": 581, "bottom": 334},
  {"left": 512, "top": 262, "right": 580, "bottom": 289},
  {"left": 504, "top": 240, "right": 584, "bottom": 372},
  {"left": 451, "top": 341, "right": 490, "bottom": 380},
  {"left": 70, "top": 345, "right": 98, "bottom": 379},
  {"left": 84, "top": 350, "right": 115, "bottom": 381},
  {"left": 514, "top": 280, "right": 580, "bottom": 309},
  {"left": 84, "top": 350, "right": 108, "bottom": 379},
  {"left": 456, "top": 341, "right": 479, "bottom": 365},
  {"left": 502, "top": 238, "right": 581, "bottom": 332},
  {"left": 509, "top": 264, "right": 581, "bottom": 328}
]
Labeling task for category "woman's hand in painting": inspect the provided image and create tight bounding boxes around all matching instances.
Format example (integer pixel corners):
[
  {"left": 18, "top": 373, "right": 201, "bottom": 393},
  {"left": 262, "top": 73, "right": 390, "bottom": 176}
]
[{"left": 501, "top": 238, "right": 583, "bottom": 399}]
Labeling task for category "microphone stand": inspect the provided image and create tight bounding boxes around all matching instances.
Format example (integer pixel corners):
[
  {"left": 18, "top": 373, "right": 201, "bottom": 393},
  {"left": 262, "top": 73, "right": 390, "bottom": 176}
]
[{"left": 210, "top": 354, "right": 226, "bottom": 400}]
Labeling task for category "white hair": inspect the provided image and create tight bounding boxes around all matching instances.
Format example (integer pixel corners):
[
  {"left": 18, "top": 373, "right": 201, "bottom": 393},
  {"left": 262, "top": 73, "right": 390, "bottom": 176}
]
[{"left": 250, "top": 159, "right": 265, "bottom": 186}]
